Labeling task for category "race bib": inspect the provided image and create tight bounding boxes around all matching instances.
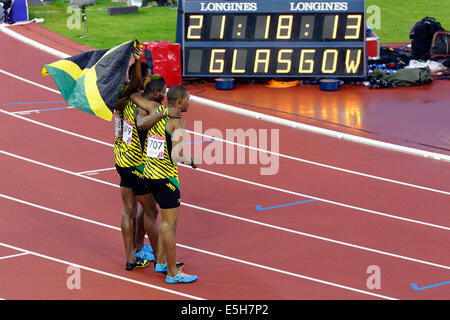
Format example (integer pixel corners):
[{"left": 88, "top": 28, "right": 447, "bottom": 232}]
[
  {"left": 114, "top": 113, "right": 122, "bottom": 138},
  {"left": 122, "top": 119, "right": 134, "bottom": 145},
  {"left": 147, "top": 135, "right": 165, "bottom": 159}
]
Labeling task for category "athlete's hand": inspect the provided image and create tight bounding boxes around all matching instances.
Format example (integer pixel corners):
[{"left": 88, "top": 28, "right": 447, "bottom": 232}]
[
  {"left": 190, "top": 158, "right": 199, "bottom": 169},
  {"left": 133, "top": 46, "right": 143, "bottom": 61},
  {"left": 167, "top": 107, "right": 182, "bottom": 118}
]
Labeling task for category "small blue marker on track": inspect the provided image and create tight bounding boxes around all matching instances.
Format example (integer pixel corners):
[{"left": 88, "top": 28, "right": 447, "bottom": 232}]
[
  {"left": 410, "top": 281, "right": 450, "bottom": 291},
  {"left": 256, "top": 199, "right": 318, "bottom": 211}
]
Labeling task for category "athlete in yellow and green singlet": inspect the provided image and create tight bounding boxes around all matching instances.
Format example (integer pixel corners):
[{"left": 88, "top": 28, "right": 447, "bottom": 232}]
[
  {"left": 114, "top": 66, "right": 181, "bottom": 271},
  {"left": 138, "top": 85, "right": 198, "bottom": 284}
]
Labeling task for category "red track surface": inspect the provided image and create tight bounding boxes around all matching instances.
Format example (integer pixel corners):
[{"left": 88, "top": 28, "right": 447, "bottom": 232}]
[{"left": 0, "top": 24, "right": 449, "bottom": 300}]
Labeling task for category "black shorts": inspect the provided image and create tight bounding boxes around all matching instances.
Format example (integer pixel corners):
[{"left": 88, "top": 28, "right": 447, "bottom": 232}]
[
  {"left": 115, "top": 164, "right": 150, "bottom": 196},
  {"left": 146, "top": 177, "right": 181, "bottom": 209}
]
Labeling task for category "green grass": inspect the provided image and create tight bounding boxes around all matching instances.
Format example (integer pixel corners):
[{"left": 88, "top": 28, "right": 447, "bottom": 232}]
[
  {"left": 28, "top": 0, "right": 178, "bottom": 49},
  {"left": 367, "top": 0, "right": 450, "bottom": 43},
  {"left": 28, "top": 0, "right": 450, "bottom": 49}
]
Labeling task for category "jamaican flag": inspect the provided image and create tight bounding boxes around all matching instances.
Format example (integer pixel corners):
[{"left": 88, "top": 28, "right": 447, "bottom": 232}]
[{"left": 42, "top": 40, "right": 138, "bottom": 121}]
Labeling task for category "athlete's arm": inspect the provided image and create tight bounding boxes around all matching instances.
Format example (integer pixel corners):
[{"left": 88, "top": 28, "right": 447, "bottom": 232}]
[
  {"left": 135, "top": 107, "right": 164, "bottom": 131},
  {"left": 130, "top": 92, "right": 160, "bottom": 114},
  {"left": 136, "top": 105, "right": 183, "bottom": 131},
  {"left": 121, "top": 46, "right": 143, "bottom": 97},
  {"left": 168, "top": 118, "right": 198, "bottom": 169},
  {"left": 114, "top": 96, "right": 129, "bottom": 112},
  {"left": 131, "top": 92, "right": 182, "bottom": 119}
]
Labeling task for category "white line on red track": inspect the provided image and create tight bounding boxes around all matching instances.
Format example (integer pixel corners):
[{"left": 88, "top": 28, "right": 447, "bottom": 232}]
[
  {"left": 0, "top": 194, "right": 397, "bottom": 300},
  {"left": 0, "top": 109, "right": 448, "bottom": 231},
  {"left": 0, "top": 252, "right": 29, "bottom": 261},
  {"left": 0, "top": 241, "right": 204, "bottom": 300},
  {"left": 0, "top": 150, "right": 449, "bottom": 271},
  {"left": 1, "top": 70, "right": 449, "bottom": 197},
  {"left": 77, "top": 167, "right": 116, "bottom": 175}
]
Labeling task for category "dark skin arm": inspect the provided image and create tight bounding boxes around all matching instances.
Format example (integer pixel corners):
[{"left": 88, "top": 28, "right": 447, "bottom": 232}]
[
  {"left": 167, "top": 117, "right": 198, "bottom": 168},
  {"left": 115, "top": 96, "right": 129, "bottom": 112},
  {"left": 135, "top": 106, "right": 183, "bottom": 131},
  {"left": 135, "top": 107, "right": 164, "bottom": 131},
  {"left": 114, "top": 46, "right": 144, "bottom": 111},
  {"left": 130, "top": 92, "right": 160, "bottom": 114},
  {"left": 121, "top": 46, "right": 144, "bottom": 97},
  {"left": 131, "top": 92, "right": 182, "bottom": 128}
]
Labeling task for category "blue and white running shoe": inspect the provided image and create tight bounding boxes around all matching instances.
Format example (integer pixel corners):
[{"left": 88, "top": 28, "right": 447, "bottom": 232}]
[
  {"left": 166, "top": 270, "right": 198, "bottom": 284},
  {"left": 135, "top": 244, "right": 154, "bottom": 262},
  {"left": 155, "top": 262, "right": 185, "bottom": 273},
  {"left": 143, "top": 243, "right": 154, "bottom": 254}
]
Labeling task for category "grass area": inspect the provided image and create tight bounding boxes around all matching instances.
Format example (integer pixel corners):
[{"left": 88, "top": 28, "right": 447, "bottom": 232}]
[
  {"left": 28, "top": 0, "right": 178, "bottom": 49},
  {"left": 27, "top": 0, "right": 450, "bottom": 49},
  {"left": 367, "top": 0, "right": 450, "bottom": 43}
]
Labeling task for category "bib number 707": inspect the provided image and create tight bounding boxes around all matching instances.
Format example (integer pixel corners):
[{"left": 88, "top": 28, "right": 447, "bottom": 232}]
[{"left": 147, "top": 135, "right": 165, "bottom": 159}]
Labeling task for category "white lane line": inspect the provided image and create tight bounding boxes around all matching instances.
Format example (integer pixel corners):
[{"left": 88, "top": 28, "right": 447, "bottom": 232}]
[
  {"left": 188, "top": 95, "right": 450, "bottom": 163},
  {"left": 0, "top": 242, "right": 203, "bottom": 300},
  {"left": 185, "top": 129, "right": 450, "bottom": 196},
  {"left": 0, "top": 194, "right": 397, "bottom": 300},
  {"left": 0, "top": 26, "right": 70, "bottom": 59},
  {"left": 77, "top": 167, "right": 116, "bottom": 175},
  {"left": 11, "top": 106, "right": 75, "bottom": 116},
  {"left": 0, "top": 109, "right": 113, "bottom": 148},
  {"left": 0, "top": 252, "right": 29, "bottom": 261},
  {"left": 177, "top": 163, "right": 450, "bottom": 231},
  {"left": 0, "top": 151, "right": 449, "bottom": 271},
  {"left": 0, "top": 69, "right": 60, "bottom": 94},
  {"left": 0, "top": 71, "right": 450, "bottom": 197},
  {"left": 0, "top": 109, "right": 448, "bottom": 230},
  {"left": 1, "top": 28, "right": 450, "bottom": 162}
]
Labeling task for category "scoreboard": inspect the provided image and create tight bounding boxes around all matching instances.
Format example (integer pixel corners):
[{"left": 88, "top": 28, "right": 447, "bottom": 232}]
[{"left": 176, "top": 0, "right": 367, "bottom": 78}]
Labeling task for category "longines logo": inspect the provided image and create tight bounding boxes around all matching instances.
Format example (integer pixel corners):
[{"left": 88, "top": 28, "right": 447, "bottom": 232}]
[
  {"left": 200, "top": 2, "right": 258, "bottom": 12},
  {"left": 290, "top": 2, "right": 349, "bottom": 11}
]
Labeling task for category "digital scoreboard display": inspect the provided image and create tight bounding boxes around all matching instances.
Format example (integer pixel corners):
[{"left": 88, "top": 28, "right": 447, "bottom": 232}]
[{"left": 176, "top": 0, "right": 367, "bottom": 78}]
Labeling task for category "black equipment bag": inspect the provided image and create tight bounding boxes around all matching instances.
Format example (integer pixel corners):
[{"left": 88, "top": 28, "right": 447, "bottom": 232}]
[
  {"left": 430, "top": 30, "right": 450, "bottom": 67},
  {"left": 409, "top": 17, "right": 444, "bottom": 60},
  {"left": 430, "top": 31, "right": 450, "bottom": 56}
]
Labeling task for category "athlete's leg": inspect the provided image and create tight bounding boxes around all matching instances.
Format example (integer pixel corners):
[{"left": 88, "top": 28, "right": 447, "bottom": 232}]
[
  {"left": 159, "top": 207, "right": 179, "bottom": 278},
  {"left": 120, "top": 186, "right": 138, "bottom": 264},
  {"left": 136, "top": 193, "right": 160, "bottom": 261},
  {"left": 157, "top": 221, "right": 165, "bottom": 265},
  {"left": 133, "top": 204, "right": 145, "bottom": 253}
]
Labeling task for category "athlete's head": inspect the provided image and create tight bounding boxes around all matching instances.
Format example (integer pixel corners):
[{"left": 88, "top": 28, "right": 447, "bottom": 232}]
[
  {"left": 142, "top": 75, "right": 166, "bottom": 104},
  {"left": 167, "top": 86, "right": 190, "bottom": 112},
  {"left": 128, "top": 62, "right": 151, "bottom": 90}
]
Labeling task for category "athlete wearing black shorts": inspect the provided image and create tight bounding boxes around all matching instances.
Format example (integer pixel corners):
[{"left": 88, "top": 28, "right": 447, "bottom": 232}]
[
  {"left": 147, "top": 176, "right": 181, "bottom": 209},
  {"left": 140, "top": 86, "right": 198, "bottom": 284},
  {"left": 115, "top": 164, "right": 150, "bottom": 196}
]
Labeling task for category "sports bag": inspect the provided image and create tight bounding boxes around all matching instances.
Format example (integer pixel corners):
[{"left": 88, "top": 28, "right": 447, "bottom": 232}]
[
  {"left": 430, "top": 31, "right": 450, "bottom": 56},
  {"left": 430, "top": 30, "right": 450, "bottom": 67},
  {"left": 409, "top": 17, "right": 444, "bottom": 60}
]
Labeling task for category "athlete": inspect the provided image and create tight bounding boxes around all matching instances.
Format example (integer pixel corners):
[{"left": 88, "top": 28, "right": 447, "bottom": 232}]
[
  {"left": 114, "top": 53, "right": 180, "bottom": 270},
  {"left": 139, "top": 85, "right": 198, "bottom": 283},
  {"left": 114, "top": 46, "right": 154, "bottom": 261}
]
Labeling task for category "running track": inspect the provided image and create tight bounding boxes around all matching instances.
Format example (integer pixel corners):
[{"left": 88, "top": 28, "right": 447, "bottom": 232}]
[{"left": 0, "top": 29, "right": 449, "bottom": 300}]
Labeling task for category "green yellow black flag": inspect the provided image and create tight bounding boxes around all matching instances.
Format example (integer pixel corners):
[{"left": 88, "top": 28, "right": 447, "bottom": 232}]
[{"left": 42, "top": 40, "right": 137, "bottom": 121}]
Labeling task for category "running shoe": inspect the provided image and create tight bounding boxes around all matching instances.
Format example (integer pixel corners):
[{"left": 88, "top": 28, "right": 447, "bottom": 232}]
[
  {"left": 126, "top": 258, "right": 150, "bottom": 271},
  {"left": 135, "top": 245, "right": 154, "bottom": 262},
  {"left": 143, "top": 243, "right": 154, "bottom": 254},
  {"left": 155, "top": 262, "right": 185, "bottom": 273},
  {"left": 166, "top": 270, "right": 198, "bottom": 284}
]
